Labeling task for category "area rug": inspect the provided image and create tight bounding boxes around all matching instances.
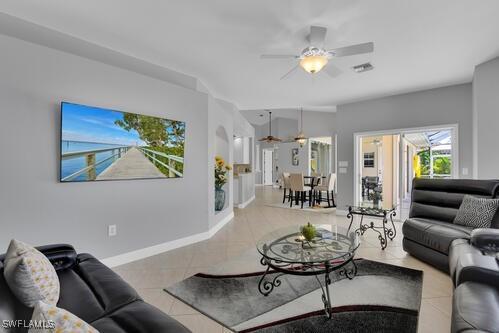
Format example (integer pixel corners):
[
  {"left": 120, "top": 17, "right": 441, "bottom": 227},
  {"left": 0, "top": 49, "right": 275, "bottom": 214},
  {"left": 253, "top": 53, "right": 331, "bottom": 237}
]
[
  {"left": 164, "top": 251, "right": 423, "bottom": 332},
  {"left": 265, "top": 202, "right": 336, "bottom": 214}
]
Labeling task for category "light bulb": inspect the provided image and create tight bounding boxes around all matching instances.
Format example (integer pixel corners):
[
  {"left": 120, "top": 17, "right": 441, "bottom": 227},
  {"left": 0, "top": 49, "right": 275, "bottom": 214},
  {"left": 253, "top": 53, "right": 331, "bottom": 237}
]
[{"left": 300, "top": 55, "right": 328, "bottom": 74}]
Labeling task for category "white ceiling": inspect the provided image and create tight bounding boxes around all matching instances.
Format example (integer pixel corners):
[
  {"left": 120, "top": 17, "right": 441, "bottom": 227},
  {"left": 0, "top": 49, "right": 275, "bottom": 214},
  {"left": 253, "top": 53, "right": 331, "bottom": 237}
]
[
  {"left": 240, "top": 107, "right": 335, "bottom": 126},
  {"left": 1, "top": 0, "right": 499, "bottom": 111}
]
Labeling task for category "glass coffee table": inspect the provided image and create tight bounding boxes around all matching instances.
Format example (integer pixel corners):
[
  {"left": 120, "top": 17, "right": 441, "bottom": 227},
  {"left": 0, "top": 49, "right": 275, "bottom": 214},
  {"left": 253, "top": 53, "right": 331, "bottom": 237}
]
[
  {"left": 256, "top": 225, "right": 360, "bottom": 318},
  {"left": 347, "top": 203, "right": 397, "bottom": 250}
]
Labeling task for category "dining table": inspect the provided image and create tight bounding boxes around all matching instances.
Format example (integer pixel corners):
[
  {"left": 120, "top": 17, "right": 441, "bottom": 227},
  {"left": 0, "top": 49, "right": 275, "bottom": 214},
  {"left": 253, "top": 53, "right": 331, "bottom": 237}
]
[{"left": 303, "top": 175, "right": 326, "bottom": 206}]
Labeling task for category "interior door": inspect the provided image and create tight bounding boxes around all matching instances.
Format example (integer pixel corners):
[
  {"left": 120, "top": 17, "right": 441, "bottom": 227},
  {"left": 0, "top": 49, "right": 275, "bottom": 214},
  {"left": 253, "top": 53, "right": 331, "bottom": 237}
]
[{"left": 263, "top": 149, "right": 273, "bottom": 185}]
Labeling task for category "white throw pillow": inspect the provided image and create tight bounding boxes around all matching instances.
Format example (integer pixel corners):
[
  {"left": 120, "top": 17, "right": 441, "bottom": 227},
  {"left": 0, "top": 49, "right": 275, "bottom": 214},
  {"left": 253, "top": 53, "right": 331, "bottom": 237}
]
[
  {"left": 29, "top": 301, "right": 99, "bottom": 333},
  {"left": 3, "top": 239, "right": 60, "bottom": 307}
]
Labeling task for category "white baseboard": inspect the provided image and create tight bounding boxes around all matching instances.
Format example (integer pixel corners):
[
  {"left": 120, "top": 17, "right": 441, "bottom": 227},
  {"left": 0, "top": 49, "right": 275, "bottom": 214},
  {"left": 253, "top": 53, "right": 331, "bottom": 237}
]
[
  {"left": 236, "top": 195, "right": 255, "bottom": 209},
  {"left": 209, "top": 211, "right": 234, "bottom": 237},
  {"left": 101, "top": 211, "right": 234, "bottom": 268}
]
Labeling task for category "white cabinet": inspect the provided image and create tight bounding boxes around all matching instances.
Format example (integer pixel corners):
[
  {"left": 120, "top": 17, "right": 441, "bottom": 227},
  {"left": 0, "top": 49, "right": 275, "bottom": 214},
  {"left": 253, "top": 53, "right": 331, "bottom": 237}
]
[
  {"left": 233, "top": 173, "right": 255, "bottom": 208},
  {"left": 234, "top": 137, "right": 251, "bottom": 164},
  {"left": 242, "top": 137, "right": 250, "bottom": 164}
]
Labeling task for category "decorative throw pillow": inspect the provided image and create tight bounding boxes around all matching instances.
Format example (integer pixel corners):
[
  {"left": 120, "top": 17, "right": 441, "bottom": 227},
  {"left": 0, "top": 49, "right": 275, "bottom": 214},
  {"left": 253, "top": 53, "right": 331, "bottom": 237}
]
[
  {"left": 28, "top": 301, "right": 99, "bottom": 333},
  {"left": 454, "top": 195, "right": 499, "bottom": 228},
  {"left": 3, "top": 239, "right": 60, "bottom": 307}
]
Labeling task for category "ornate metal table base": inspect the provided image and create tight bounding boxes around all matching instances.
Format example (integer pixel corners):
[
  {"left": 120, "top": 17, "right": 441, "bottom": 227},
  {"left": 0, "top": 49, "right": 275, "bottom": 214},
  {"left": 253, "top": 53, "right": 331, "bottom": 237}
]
[
  {"left": 347, "top": 206, "right": 397, "bottom": 250},
  {"left": 258, "top": 256, "right": 357, "bottom": 319}
]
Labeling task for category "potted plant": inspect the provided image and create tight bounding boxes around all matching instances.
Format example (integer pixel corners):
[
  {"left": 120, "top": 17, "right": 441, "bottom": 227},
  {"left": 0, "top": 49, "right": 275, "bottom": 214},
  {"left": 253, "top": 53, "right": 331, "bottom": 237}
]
[{"left": 215, "top": 156, "right": 232, "bottom": 211}]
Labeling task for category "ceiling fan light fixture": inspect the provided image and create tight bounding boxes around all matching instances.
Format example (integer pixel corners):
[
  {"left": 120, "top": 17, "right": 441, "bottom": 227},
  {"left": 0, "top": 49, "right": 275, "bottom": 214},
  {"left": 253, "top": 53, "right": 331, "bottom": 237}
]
[
  {"left": 294, "top": 108, "right": 308, "bottom": 147},
  {"left": 258, "top": 111, "right": 281, "bottom": 143},
  {"left": 300, "top": 55, "right": 328, "bottom": 74},
  {"left": 295, "top": 132, "right": 307, "bottom": 147}
]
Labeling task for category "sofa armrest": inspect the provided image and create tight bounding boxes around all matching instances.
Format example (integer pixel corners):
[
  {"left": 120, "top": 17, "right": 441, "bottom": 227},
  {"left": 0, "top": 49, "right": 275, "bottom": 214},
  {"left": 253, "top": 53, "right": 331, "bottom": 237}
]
[
  {"left": 37, "top": 244, "right": 77, "bottom": 271},
  {"left": 470, "top": 228, "right": 499, "bottom": 253},
  {"left": 0, "top": 243, "right": 77, "bottom": 271}
]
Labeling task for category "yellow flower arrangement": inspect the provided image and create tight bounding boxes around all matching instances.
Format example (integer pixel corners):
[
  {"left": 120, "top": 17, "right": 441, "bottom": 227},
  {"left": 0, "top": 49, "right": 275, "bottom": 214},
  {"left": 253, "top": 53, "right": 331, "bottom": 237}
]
[{"left": 215, "top": 156, "right": 231, "bottom": 189}]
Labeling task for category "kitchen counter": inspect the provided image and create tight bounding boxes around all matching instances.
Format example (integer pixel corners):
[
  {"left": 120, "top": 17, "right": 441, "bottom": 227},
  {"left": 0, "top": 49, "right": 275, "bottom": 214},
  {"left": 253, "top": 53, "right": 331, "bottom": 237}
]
[{"left": 233, "top": 172, "right": 255, "bottom": 208}]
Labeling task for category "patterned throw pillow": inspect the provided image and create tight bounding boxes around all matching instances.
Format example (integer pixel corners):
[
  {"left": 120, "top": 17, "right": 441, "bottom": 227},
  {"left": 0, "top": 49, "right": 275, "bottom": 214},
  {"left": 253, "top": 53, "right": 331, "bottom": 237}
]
[
  {"left": 454, "top": 195, "right": 499, "bottom": 228},
  {"left": 28, "top": 301, "right": 99, "bottom": 333},
  {"left": 3, "top": 239, "right": 60, "bottom": 307}
]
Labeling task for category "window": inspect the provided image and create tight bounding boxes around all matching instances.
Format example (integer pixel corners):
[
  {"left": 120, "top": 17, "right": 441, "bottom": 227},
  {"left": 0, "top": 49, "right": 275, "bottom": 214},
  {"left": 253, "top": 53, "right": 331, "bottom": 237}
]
[{"left": 364, "top": 152, "right": 375, "bottom": 168}]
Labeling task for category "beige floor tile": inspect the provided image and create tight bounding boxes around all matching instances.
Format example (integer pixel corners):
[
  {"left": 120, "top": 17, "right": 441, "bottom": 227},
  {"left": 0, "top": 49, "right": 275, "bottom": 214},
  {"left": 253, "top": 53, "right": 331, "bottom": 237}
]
[
  {"left": 418, "top": 300, "right": 452, "bottom": 333},
  {"left": 137, "top": 288, "right": 175, "bottom": 313},
  {"left": 355, "top": 246, "right": 397, "bottom": 261},
  {"left": 190, "top": 250, "right": 228, "bottom": 267},
  {"left": 385, "top": 246, "right": 411, "bottom": 259},
  {"left": 116, "top": 268, "right": 186, "bottom": 289},
  {"left": 169, "top": 298, "right": 198, "bottom": 315},
  {"left": 171, "top": 314, "right": 225, "bottom": 333},
  {"left": 424, "top": 296, "right": 453, "bottom": 317},
  {"left": 183, "top": 266, "right": 211, "bottom": 278},
  {"left": 113, "top": 186, "right": 452, "bottom": 332}
]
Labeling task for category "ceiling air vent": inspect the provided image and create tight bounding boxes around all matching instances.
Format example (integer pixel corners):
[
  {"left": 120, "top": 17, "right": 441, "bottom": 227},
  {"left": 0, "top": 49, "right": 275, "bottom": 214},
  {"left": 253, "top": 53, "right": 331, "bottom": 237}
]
[{"left": 352, "top": 62, "right": 374, "bottom": 73}]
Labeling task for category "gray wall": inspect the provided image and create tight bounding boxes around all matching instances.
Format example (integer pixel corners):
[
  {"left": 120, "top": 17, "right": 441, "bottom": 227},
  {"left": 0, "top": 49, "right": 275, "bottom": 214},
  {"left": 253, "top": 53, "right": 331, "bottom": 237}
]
[
  {"left": 473, "top": 56, "right": 499, "bottom": 179},
  {"left": 253, "top": 112, "right": 336, "bottom": 184},
  {"left": 0, "top": 35, "right": 210, "bottom": 259},
  {"left": 208, "top": 96, "right": 234, "bottom": 228},
  {"left": 336, "top": 83, "right": 473, "bottom": 208},
  {"left": 276, "top": 142, "right": 309, "bottom": 178}
]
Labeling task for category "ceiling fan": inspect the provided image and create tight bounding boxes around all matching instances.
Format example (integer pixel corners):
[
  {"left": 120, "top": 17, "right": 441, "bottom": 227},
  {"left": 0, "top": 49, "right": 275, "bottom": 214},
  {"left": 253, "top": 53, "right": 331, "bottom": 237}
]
[
  {"left": 261, "top": 26, "right": 374, "bottom": 79},
  {"left": 258, "top": 111, "right": 282, "bottom": 143}
]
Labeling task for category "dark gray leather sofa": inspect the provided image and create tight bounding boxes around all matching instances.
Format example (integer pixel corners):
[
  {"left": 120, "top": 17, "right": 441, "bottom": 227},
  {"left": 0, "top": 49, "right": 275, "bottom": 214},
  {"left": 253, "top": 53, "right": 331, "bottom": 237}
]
[
  {"left": 0, "top": 244, "right": 191, "bottom": 333},
  {"left": 449, "top": 229, "right": 499, "bottom": 333},
  {"left": 402, "top": 178, "right": 499, "bottom": 272}
]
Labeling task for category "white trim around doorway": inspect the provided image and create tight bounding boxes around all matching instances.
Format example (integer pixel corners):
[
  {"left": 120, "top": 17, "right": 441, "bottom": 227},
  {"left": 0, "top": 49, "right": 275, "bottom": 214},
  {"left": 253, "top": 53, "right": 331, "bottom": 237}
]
[{"left": 353, "top": 123, "right": 459, "bottom": 207}]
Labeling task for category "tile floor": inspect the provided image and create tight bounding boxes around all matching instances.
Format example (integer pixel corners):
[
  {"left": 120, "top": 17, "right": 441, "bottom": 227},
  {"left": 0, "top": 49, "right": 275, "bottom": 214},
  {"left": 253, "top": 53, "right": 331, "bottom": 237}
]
[{"left": 113, "top": 186, "right": 453, "bottom": 333}]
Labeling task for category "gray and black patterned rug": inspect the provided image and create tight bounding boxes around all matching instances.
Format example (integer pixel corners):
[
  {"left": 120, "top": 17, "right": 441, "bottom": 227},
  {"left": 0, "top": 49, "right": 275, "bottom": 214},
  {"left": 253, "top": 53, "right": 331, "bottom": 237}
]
[{"left": 165, "top": 252, "right": 423, "bottom": 333}]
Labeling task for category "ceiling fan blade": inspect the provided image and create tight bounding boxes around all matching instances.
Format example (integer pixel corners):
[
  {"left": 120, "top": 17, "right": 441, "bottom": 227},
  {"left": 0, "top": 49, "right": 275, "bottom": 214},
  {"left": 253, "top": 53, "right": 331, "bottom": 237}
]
[
  {"left": 328, "top": 42, "right": 374, "bottom": 57},
  {"left": 280, "top": 65, "right": 300, "bottom": 80},
  {"left": 309, "top": 26, "right": 327, "bottom": 47},
  {"left": 260, "top": 54, "right": 299, "bottom": 59},
  {"left": 323, "top": 63, "right": 342, "bottom": 78}
]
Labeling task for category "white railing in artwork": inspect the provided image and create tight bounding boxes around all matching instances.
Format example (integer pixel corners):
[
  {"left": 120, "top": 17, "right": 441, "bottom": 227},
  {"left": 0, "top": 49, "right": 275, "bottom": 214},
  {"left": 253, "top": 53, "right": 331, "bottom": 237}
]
[
  {"left": 138, "top": 147, "right": 184, "bottom": 177},
  {"left": 61, "top": 146, "right": 131, "bottom": 181}
]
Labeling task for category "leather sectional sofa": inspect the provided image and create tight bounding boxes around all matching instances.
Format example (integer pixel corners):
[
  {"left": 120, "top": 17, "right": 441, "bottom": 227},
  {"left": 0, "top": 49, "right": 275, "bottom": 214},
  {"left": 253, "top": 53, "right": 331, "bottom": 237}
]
[
  {"left": 402, "top": 178, "right": 499, "bottom": 333},
  {"left": 402, "top": 178, "right": 499, "bottom": 272},
  {"left": 0, "top": 244, "right": 191, "bottom": 333},
  {"left": 449, "top": 229, "right": 499, "bottom": 333}
]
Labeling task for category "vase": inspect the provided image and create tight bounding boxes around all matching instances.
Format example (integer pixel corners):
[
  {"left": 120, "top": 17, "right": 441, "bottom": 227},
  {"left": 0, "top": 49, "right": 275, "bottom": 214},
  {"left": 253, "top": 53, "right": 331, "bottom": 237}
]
[{"left": 215, "top": 187, "right": 226, "bottom": 211}]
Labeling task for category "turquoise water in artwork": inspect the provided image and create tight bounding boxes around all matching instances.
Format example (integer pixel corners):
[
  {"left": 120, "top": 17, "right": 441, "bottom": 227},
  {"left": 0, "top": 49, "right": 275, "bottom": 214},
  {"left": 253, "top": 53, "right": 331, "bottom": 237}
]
[{"left": 60, "top": 141, "right": 127, "bottom": 181}]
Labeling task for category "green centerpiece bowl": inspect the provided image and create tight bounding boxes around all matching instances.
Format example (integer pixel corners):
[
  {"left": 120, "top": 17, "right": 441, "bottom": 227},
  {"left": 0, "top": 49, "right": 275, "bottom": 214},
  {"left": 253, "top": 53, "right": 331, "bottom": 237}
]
[{"left": 300, "top": 222, "right": 317, "bottom": 242}]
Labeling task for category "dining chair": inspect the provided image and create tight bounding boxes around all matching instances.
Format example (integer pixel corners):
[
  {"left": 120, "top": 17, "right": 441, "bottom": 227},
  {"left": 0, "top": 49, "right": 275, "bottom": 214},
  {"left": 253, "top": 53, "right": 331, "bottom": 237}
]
[
  {"left": 281, "top": 172, "right": 291, "bottom": 203},
  {"left": 314, "top": 173, "right": 337, "bottom": 207},
  {"left": 311, "top": 172, "right": 322, "bottom": 185},
  {"left": 289, "top": 173, "right": 312, "bottom": 208}
]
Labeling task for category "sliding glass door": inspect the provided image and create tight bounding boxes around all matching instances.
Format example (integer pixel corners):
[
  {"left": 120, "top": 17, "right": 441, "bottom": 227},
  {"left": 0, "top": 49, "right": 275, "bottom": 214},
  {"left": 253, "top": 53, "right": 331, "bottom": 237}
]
[{"left": 354, "top": 125, "right": 459, "bottom": 220}]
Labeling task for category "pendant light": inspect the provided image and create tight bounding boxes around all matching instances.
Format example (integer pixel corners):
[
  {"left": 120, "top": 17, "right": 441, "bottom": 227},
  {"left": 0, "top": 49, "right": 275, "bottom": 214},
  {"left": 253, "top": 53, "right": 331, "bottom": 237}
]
[
  {"left": 258, "top": 111, "right": 281, "bottom": 143},
  {"left": 294, "top": 108, "right": 308, "bottom": 147}
]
